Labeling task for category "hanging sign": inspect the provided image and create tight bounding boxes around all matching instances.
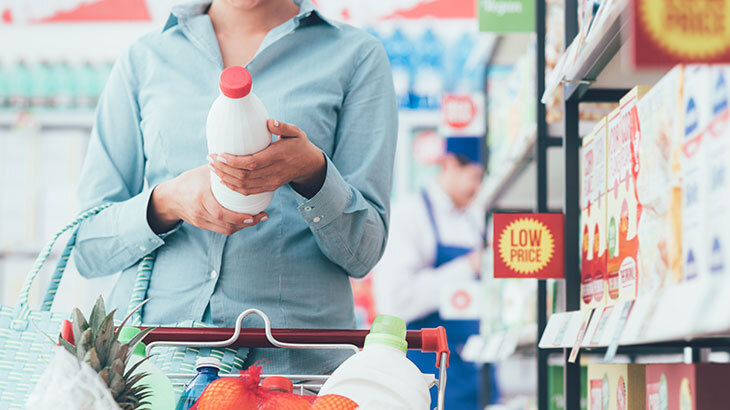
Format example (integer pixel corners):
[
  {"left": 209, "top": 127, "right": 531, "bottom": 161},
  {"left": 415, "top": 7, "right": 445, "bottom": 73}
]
[
  {"left": 441, "top": 93, "right": 486, "bottom": 137},
  {"left": 493, "top": 213, "right": 564, "bottom": 278},
  {"left": 632, "top": 0, "right": 730, "bottom": 66},
  {"left": 478, "top": 0, "right": 535, "bottom": 33}
]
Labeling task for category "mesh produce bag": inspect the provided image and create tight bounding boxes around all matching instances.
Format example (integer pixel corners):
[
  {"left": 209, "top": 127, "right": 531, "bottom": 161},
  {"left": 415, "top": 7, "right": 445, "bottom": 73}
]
[{"left": 26, "top": 347, "right": 120, "bottom": 410}]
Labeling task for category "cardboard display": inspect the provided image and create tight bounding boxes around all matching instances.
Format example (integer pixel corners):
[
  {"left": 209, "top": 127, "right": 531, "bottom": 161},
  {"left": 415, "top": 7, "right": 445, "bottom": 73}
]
[
  {"left": 635, "top": 66, "right": 684, "bottom": 294},
  {"left": 581, "top": 119, "right": 609, "bottom": 310},
  {"left": 702, "top": 66, "right": 730, "bottom": 277},
  {"left": 588, "top": 363, "right": 646, "bottom": 410},
  {"left": 681, "top": 66, "right": 711, "bottom": 283},
  {"left": 645, "top": 363, "right": 730, "bottom": 410},
  {"left": 607, "top": 86, "right": 651, "bottom": 303}
]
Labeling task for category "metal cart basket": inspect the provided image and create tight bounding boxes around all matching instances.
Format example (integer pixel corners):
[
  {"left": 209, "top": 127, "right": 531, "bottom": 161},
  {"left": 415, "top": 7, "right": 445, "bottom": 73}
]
[{"left": 141, "top": 309, "right": 450, "bottom": 410}]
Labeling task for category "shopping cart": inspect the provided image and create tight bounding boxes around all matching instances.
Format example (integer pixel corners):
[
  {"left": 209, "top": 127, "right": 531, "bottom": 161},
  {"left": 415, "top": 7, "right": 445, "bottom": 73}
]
[{"left": 141, "top": 309, "right": 450, "bottom": 410}]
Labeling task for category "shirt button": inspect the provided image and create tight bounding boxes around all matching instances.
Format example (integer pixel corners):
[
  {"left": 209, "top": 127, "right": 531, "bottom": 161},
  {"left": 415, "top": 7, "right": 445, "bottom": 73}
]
[
  {"left": 313, "top": 216, "right": 321, "bottom": 223},
  {"left": 304, "top": 206, "right": 312, "bottom": 212},
  {"left": 209, "top": 270, "right": 218, "bottom": 279},
  {"left": 138, "top": 245, "right": 146, "bottom": 252}
]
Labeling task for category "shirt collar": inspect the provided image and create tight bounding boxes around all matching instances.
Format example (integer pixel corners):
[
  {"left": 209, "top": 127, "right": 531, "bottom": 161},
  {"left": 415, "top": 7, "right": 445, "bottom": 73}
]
[{"left": 163, "top": 0, "right": 339, "bottom": 32}]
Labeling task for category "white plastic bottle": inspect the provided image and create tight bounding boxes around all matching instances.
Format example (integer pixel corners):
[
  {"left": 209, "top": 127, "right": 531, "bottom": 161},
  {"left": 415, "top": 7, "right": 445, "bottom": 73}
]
[
  {"left": 118, "top": 327, "right": 175, "bottom": 410},
  {"left": 206, "top": 66, "right": 273, "bottom": 214},
  {"left": 318, "top": 315, "right": 431, "bottom": 409}
]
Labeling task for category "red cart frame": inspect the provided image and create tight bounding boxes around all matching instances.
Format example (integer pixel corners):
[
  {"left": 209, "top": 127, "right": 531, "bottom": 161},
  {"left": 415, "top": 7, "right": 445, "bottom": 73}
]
[{"left": 141, "top": 309, "right": 450, "bottom": 410}]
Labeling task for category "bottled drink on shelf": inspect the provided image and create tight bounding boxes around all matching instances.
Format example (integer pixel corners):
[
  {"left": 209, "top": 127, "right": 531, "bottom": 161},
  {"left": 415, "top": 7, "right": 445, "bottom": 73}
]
[
  {"left": 175, "top": 357, "right": 221, "bottom": 410},
  {"left": 53, "top": 59, "right": 78, "bottom": 110},
  {"left": 206, "top": 66, "right": 273, "bottom": 214},
  {"left": 411, "top": 28, "right": 444, "bottom": 110},
  {"left": 384, "top": 28, "right": 413, "bottom": 109},
  {"left": 8, "top": 59, "right": 32, "bottom": 108}
]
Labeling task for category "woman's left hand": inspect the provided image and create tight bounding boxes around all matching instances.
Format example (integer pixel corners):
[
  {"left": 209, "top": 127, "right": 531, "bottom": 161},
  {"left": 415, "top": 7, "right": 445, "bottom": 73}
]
[{"left": 208, "top": 119, "right": 327, "bottom": 199}]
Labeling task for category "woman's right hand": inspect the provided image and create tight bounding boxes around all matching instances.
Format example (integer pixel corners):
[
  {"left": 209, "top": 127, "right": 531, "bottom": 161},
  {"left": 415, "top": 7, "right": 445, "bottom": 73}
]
[{"left": 147, "top": 165, "right": 268, "bottom": 235}]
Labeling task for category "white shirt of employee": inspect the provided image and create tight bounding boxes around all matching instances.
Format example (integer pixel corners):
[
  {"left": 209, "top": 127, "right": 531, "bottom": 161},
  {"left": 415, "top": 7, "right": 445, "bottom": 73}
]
[{"left": 373, "top": 153, "right": 485, "bottom": 323}]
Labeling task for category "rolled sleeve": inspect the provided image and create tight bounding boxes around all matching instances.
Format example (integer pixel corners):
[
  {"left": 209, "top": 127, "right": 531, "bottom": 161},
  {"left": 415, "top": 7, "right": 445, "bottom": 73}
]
[
  {"left": 294, "top": 156, "right": 352, "bottom": 230},
  {"left": 288, "top": 39, "right": 397, "bottom": 278},
  {"left": 74, "top": 48, "right": 179, "bottom": 278},
  {"left": 117, "top": 188, "right": 167, "bottom": 257}
]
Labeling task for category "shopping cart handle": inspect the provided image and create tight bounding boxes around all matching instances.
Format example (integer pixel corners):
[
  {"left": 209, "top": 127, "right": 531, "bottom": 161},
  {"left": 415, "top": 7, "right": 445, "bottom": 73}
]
[{"left": 419, "top": 327, "right": 450, "bottom": 369}]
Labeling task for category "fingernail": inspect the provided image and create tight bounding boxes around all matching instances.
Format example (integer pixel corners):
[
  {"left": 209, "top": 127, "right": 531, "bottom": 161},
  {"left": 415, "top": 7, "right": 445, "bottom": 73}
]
[
  {"left": 206, "top": 154, "right": 214, "bottom": 163},
  {"left": 273, "top": 119, "right": 279, "bottom": 127},
  {"left": 217, "top": 155, "right": 227, "bottom": 163},
  {"left": 261, "top": 216, "right": 268, "bottom": 222},
  {"left": 244, "top": 218, "right": 254, "bottom": 224},
  {"left": 207, "top": 164, "right": 216, "bottom": 172}
]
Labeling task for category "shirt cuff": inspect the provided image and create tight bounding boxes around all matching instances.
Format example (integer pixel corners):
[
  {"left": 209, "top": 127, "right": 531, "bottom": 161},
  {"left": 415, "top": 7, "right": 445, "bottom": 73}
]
[
  {"left": 293, "top": 156, "right": 352, "bottom": 230},
  {"left": 117, "top": 188, "right": 173, "bottom": 257}
]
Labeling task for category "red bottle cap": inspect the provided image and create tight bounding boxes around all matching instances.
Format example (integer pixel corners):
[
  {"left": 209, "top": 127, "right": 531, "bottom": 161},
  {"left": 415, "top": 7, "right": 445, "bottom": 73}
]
[
  {"left": 261, "top": 376, "right": 293, "bottom": 393},
  {"left": 219, "top": 66, "right": 252, "bottom": 99}
]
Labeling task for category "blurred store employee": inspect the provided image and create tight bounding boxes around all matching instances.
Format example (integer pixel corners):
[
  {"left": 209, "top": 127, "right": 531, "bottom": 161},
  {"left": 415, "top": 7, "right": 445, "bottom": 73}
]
[
  {"left": 373, "top": 136, "right": 486, "bottom": 409},
  {"left": 73, "top": 0, "right": 396, "bottom": 375}
]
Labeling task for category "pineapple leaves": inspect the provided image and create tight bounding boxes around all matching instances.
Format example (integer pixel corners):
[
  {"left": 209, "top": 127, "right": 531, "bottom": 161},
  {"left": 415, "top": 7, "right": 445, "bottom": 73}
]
[
  {"left": 114, "top": 299, "right": 150, "bottom": 341},
  {"left": 126, "top": 327, "right": 156, "bottom": 359},
  {"left": 124, "top": 355, "right": 154, "bottom": 380},
  {"left": 58, "top": 334, "right": 75, "bottom": 355},
  {"left": 71, "top": 308, "right": 89, "bottom": 345},
  {"left": 57, "top": 295, "right": 156, "bottom": 409},
  {"left": 94, "top": 308, "right": 117, "bottom": 367},
  {"left": 88, "top": 296, "right": 107, "bottom": 337},
  {"left": 76, "top": 328, "right": 92, "bottom": 361}
]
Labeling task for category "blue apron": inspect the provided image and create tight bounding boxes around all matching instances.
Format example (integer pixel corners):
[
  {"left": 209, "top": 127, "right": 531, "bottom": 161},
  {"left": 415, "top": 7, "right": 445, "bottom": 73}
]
[{"left": 406, "top": 191, "right": 481, "bottom": 410}]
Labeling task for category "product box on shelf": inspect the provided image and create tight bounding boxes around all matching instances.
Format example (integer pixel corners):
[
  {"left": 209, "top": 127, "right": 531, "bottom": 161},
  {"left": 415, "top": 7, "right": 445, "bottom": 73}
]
[
  {"left": 645, "top": 363, "right": 730, "bottom": 410},
  {"left": 588, "top": 363, "right": 646, "bottom": 410},
  {"left": 607, "top": 86, "right": 651, "bottom": 303},
  {"left": 548, "top": 364, "right": 588, "bottom": 410},
  {"left": 681, "top": 66, "right": 711, "bottom": 282},
  {"left": 635, "top": 66, "right": 684, "bottom": 293},
  {"left": 703, "top": 65, "right": 730, "bottom": 276},
  {"left": 581, "top": 119, "right": 608, "bottom": 309}
]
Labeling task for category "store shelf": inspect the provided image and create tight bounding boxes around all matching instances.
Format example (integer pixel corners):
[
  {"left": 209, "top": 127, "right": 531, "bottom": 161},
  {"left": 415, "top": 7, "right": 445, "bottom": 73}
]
[
  {"left": 0, "top": 110, "right": 95, "bottom": 131},
  {"left": 475, "top": 126, "right": 537, "bottom": 212},
  {"left": 462, "top": 323, "right": 537, "bottom": 363},
  {"left": 562, "top": 7, "right": 626, "bottom": 101},
  {"left": 539, "top": 276, "right": 730, "bottom": 352}
]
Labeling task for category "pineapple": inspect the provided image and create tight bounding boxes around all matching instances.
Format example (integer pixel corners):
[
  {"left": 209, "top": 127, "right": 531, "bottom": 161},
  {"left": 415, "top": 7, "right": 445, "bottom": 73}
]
[{"left": 58, "top": 296, "right": 155, "bottom": 410}]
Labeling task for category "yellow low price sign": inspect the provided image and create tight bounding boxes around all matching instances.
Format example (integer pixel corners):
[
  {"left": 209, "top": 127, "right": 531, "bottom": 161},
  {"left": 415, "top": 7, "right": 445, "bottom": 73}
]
[
  {"left": 633, "top": 0, "right": 730, "bottom": 66},
  {"left": 493, "top": 213, "right": 564, "bottom": 279}
]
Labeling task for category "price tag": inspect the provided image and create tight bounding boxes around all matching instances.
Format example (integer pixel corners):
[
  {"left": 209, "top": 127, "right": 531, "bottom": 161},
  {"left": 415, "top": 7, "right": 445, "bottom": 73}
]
[
  {"left": 569, "top": 309, "right": 594, "bottom": 363},
  {"left": 583, "top": 305, "right": 615, "bottom": 347},
  {"left": 604, "top": 301, "right": 634, "bottom": 362}
]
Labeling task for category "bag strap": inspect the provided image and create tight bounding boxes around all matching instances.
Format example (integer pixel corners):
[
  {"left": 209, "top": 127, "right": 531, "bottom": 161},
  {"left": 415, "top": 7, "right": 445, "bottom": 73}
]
[
  {"left": 127, "top": 252, "right": 157, "bottom": 326},
  {"left": 12, "top": 204, "right": 113, "bottom": 327}
]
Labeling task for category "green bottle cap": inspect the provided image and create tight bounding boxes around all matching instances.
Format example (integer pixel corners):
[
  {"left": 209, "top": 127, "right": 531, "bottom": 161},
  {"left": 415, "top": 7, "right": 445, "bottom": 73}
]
[
  {"left": 117, "top": 327, "right": 146, "bottom": 357},
  {"left": 364, "top": 315, "right": 408, "bottom": 354}
]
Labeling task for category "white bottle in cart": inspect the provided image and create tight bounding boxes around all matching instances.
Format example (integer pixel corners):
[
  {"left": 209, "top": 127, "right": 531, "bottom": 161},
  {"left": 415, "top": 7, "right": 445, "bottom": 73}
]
[
  {"left": 318, "top": 315, "right": 431, "bottom": 409},
  {"left": 207, "top": 66, "right": 273, "bottom": 214}
]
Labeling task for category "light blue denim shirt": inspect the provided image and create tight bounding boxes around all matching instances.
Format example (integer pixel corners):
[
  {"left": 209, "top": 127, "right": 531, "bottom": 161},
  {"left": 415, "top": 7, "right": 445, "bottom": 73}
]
[{"left": 74, "top": 0, "right": 397, "bottom": 374}]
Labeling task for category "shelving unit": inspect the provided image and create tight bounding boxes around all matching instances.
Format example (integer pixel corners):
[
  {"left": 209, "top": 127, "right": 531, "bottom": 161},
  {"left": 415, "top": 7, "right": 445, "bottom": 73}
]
[
  {"left": 0, "top": 110, "right": 94, "bottom": 131},
  {"left": 533, "top": 1, "right": 730, "bottom": 410}
]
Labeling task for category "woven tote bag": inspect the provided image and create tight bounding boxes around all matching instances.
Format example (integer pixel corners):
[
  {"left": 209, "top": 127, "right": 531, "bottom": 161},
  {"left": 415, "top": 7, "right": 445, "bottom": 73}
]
[
  {"left": 123, "top": 253, "right": 248, "bottom": 397},
  {"left": 0, "top": 205, "right": 248, "bottom": 408}
]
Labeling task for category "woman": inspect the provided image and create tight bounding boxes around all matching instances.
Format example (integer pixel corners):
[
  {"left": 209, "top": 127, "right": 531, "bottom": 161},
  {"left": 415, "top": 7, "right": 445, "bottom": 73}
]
[{"left": 74, "top": 0, "right": 397, "bottom": 376}]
